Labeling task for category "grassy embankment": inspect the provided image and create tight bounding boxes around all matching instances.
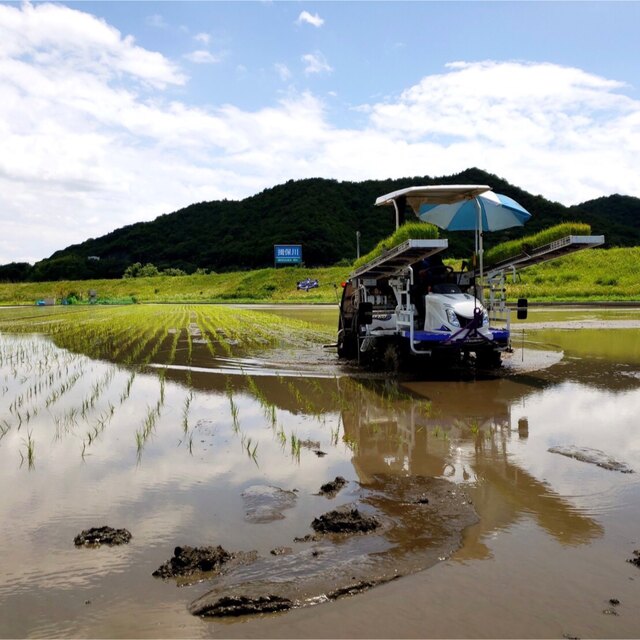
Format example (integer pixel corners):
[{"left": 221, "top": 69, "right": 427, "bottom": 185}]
[{"left": 1, "top": 247, "right": 639, "bottom": 306}]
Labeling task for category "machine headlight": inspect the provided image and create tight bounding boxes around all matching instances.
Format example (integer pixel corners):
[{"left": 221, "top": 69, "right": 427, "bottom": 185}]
[{"left": 445, "top": 308, "right": 460, "bottom": 327}]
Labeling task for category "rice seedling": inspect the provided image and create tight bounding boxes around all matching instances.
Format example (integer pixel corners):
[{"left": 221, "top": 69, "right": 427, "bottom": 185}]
[
  {"left": 354, "top": 222, "right": 440, "bottom": 269},
  {"left": 21, "top": 430, "right": 35, "bottom": 469},
  {"left": 182, "top": 391, "right": 193, "bottom": 434},
  {"left": 290, "top": 433, "right": 302, "bottom": 461},
  {"left": 229, "top": 397, "right": 240, "bottom": 433},
  {"left": 330, "top": 423, "right": 341, "bottom": 447},
  {"left": 484, "top": 223, "right": 592, "bottom": 267}
]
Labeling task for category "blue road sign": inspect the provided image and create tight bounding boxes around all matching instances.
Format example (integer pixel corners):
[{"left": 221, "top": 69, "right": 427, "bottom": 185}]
[{"left": 274, "top": 244, "right": 302, "bottom": 265}]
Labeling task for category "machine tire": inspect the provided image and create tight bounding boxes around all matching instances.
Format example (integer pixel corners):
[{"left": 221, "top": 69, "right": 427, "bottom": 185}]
[
  {"left": 337, "top": 329, "right": 357, "bottom": 359},
  {"left": 382, "top": 341, "right": 405, "bottom": 373},
  {"left": 476, "top": 348, "right": 502, "bottom": 369}
]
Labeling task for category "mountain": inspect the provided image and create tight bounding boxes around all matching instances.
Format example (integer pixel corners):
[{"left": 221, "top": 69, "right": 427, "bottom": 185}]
[{"left": 5, "top": 168, "right": 640, "bottom": 282}]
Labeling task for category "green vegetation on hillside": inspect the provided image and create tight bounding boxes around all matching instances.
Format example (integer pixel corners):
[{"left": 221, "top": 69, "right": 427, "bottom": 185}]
[
  {"left": 0, "top": 266, "right": 350, "bottom": 306},
  {"left": 4, "top": 167, "right": 637, "bottom": 283},
  {"left": 0, "top": 247, "right": 639, "bottom": 305},
  {"left": 508, "top": 247, "right": 640, "bottom": 302}
]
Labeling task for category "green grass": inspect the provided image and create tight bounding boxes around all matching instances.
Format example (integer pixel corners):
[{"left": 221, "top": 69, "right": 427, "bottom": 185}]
[
  {"left": 507, "top": 246, "right": 640, "bottom": 302},
  {"left": 0, "top": 266, "right": 350, "bottom": 306},
  {"left": 484, "top": 223, "right": 592, "bottom": 266},
  {"left": 1, "top": 246, "right": 639, "bottom": 306},
  {"left": 353, "top": 222, "right": 440, "bottom": 269}
]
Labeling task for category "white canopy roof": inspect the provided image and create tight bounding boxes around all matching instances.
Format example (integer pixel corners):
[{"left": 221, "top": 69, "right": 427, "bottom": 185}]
[{"left": 375, "top": 184, "right": 491, "bottom": 213}]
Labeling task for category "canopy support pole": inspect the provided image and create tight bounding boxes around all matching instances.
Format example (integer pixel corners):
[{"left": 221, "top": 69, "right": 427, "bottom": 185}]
[{"left": 475, "top": 198, "right": 484, "bottom": 304}]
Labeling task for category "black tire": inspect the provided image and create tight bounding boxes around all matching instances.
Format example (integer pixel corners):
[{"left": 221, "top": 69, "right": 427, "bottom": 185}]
[
  {"left": 382, "top": 341, "right": 405, "bottom": 373},
  {"left": 476, "top": 348, "right": 502, "bottom": 369},
  {"left": 337, "top": 329, "right": 357, "bottom": 359}
]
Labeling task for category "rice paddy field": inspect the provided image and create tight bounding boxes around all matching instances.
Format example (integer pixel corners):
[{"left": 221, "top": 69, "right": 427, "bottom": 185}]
[{"left": 2, "top": 303, "right": 640, "bottom": 638}]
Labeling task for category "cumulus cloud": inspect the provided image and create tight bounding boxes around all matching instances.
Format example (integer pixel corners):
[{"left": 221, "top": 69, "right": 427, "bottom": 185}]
[
  {"left": 302, "top": 51, "right": 332, "bottom": 75},
  {"left": 1, "top": 3, "right": 639, "bottom": 264},
  {"left": 184, "top": 49, "right": 221, "bottom": 64},
  {"left": 274, "top": 62, "right": 292, "bottom": 82},
  {"left": 0, "top": 3, "right": 185, "bottom": 88},
  {"left": 145, "top": 14, "right": 167, "bottom": 29},
  {"left": 365, "top": 60, "right": 640, "bottom": 202},
  {"left": 194, "top": 32, "right": 211, "bottom": 45},
  {"left": 296, "top": 11, "right": 324, "bottom": 28}
]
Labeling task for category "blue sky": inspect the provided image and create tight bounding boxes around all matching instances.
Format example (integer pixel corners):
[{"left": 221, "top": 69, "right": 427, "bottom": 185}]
[{"left": 1, "top": 1, "right": 640, "bottom": 264}]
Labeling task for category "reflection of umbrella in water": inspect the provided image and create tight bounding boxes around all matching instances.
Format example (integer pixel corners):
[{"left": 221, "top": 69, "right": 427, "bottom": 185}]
[{"left": 416, "top": 187, "right": 532, "bottom": 301}]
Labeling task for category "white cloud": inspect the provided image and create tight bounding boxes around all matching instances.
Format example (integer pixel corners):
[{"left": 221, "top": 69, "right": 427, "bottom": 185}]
[
  {"left": 302, "top": 51, "right": 332, "bottom": 75},
  {"left": 0, "top": 2, "right": 185, "bottom": 88},
  {"left": 1, "top": 3, "right": 639, "bottom": 264},
  {"left": 275, "top": 62, "right": 292, "bottom": 82},
  {"left": 364, "top": 60, "right": 640, "bottom": 202},
  {"left": 296, "top": 11, "right": 324, "bottom": 28},
  {"left": 194, "top": 32, "right": 211, "bottom": 45},
  {"left": 146, "top": 14, "right": 167, "bottom": 29},
  {"left": 184, "top": 49, "right": 221, "bottom": 64}
]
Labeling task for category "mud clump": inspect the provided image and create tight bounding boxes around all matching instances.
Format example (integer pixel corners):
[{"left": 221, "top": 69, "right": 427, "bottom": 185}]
[
  {"left": 627, "top": 550, "right": 640, "bottom": 568},
  {"left": 311, "top": 508, "right": 380, "bottom": 535},
  {"left": 298, "top": 439, "right": 320, "bottom": 450},
  {"left": 192, "top": 595, "right": 293, "bottom": 617},
  {"left": 270, "top": 546, "right": 292, "bottom": 556},
  {"left": 318, "top": 476, "right": 347, "bottom": 498},
  {"left": 293, "top": 534, "right": 318, "bottom": 543},
  {"left": 74, "top": 526, "right": 132, "bottom": 547},
  {"left": 153, "top": 545, "right": 233, "bottom": 579},
  {"left": 327, "top": 576, "right": 400, "bottom": 599}
]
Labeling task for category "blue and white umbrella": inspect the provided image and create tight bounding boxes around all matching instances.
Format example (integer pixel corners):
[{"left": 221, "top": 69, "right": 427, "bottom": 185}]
[
  {"left": 374, "top": 185, "right": 532, "bottom": 301},
  {"left": 417, "top": 191, "right": 531, "bottom": 232},
  {"left": 418, "top": 190, "right": 532, "bottom": 301}
]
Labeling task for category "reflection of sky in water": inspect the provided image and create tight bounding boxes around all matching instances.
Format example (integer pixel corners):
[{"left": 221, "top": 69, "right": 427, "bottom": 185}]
[
  {"left": 1, "top": 322, "right": 640, "bottom": 637},
  {"left": 505, "top": 382, "right": 640, "bottom": 510}
]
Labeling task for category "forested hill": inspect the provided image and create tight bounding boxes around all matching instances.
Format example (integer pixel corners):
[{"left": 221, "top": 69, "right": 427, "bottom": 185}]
[{"left": 5, "top": 167, "right": 640, "bottom": 282}]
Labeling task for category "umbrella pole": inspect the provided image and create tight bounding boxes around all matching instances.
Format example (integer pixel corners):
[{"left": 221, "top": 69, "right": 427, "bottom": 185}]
[{"left": 474, "top": 198, "right": 484, "bottom": 304}]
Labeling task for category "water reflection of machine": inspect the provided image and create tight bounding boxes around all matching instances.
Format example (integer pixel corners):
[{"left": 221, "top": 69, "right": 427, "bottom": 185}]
[
  {"left": 338, "top": 377, "right": 603, "bottom": 554},
  {"left": 159, "top": 366, "right": 603, "bottom": 554}
]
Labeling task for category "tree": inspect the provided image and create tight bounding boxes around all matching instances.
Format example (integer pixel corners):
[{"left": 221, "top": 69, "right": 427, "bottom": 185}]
[{"left": 123, "top": 262, "right": 160, "bottom": 278}]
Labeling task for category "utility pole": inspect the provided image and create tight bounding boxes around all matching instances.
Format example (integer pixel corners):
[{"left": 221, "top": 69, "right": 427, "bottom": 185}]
[{"left": 356, "top": 230, "right": 361, "bottom": 259}]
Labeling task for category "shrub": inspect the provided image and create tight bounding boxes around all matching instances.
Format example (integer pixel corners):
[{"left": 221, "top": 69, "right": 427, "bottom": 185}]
[{"left": 123, "top": 262, "right": 160, "bottom": 278}]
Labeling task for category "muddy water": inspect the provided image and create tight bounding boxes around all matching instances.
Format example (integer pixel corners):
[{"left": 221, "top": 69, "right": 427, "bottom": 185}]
[{"left": 1, "top": 305, "right": 640, "bottom": 638}]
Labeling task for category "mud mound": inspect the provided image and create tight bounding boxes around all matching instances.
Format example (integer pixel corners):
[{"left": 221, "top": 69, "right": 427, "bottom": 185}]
[
  {"left": 192, "top": 594, "right": 293, "bottom": 617},
  {"left": 153, "top": 545, "right": 233, "bottom": 579},
  {"left": 548, "top": 445, "right": 634, "bottom": 473},
  {"left": 318, "top": 476, "right": 347, "bottom": 498},
  {"left": 627, "top": 550, "right": 640, "bottom": 568},
  {"left": 311, "top": 508, "right": 380, "bottom": 534},
  {"left": 327, "top": 576, "right": 400, "bottom": 599},
  {"left": 188, "top": 475, "right": 477, "bottom": 619},
  {"left": 242, "top": 485, "right": 298, "bottom": 523},
  {"left": 74, "top": 526, "right": 132, "bottom": 547}
]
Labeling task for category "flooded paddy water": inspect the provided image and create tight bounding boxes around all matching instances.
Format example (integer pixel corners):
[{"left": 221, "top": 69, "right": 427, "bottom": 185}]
[{"left": 1, "top": 304, "right": 640, "bottom": 638}]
